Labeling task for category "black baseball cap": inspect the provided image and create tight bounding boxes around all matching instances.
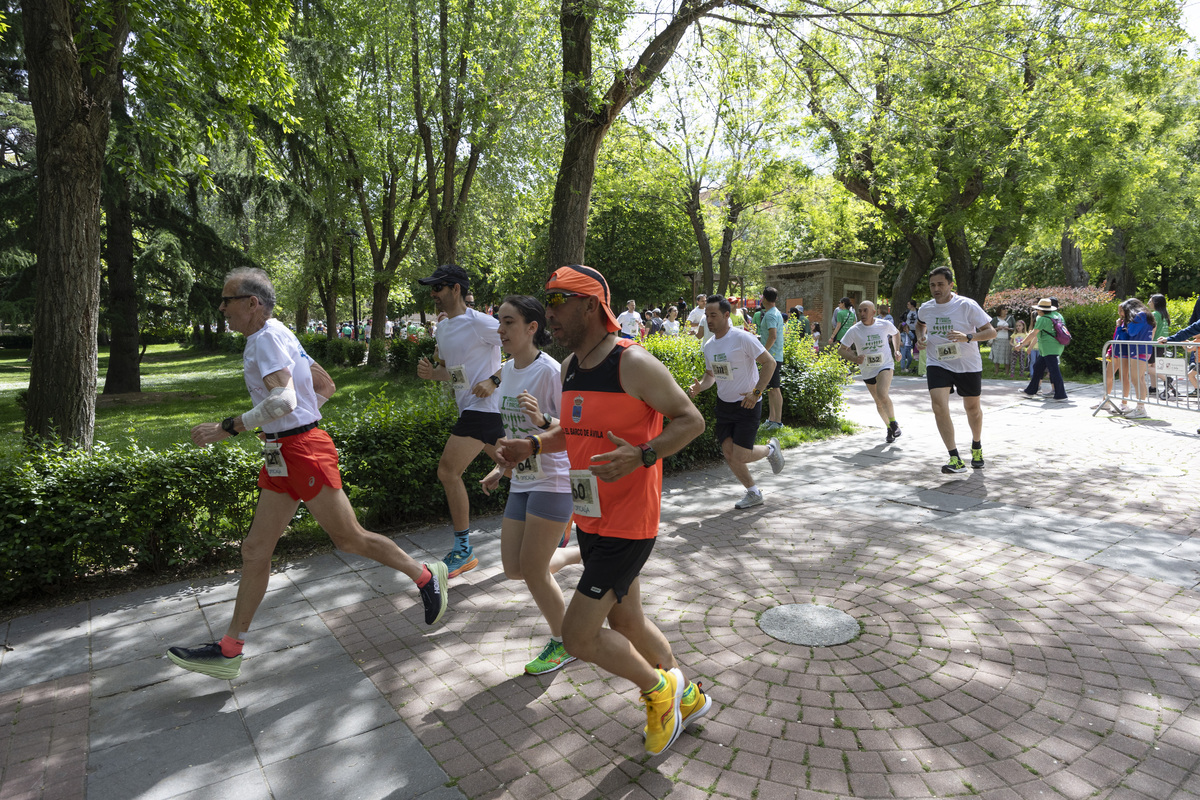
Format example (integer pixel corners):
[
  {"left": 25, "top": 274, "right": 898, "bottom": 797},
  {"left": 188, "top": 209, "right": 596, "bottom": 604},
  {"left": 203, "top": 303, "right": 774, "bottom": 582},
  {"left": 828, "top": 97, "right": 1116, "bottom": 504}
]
[{"left": 418, "top": 264, "right": 470, "bottom": 290}]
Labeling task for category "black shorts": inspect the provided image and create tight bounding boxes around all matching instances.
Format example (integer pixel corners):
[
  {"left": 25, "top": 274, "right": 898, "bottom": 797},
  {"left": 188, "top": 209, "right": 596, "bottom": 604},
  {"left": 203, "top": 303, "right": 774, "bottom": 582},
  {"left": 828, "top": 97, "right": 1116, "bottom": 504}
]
[
  {"left": 926, "top": 365, "right": 982, "bottom": 397},
  {"left": 575, "top": 529, "right": 656, "bottom": 603},
  {"left": 450, "top": 410, "right": 504, "bottom": 445},
  {"left": 765, "top": 360, "right": 782, "bottom": 389},
  {"left": 715, "top": 398, "right": 761, "bottom": 449},
  {"left": 863, "top": 368, "right": 892, "bottom": 386}
]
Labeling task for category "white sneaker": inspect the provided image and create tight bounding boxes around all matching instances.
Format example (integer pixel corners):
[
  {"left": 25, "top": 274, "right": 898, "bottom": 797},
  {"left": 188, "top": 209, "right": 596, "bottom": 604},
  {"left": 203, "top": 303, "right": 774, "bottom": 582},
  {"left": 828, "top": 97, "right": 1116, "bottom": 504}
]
[
  {"left": 766, "top": 437, "right": 784, "bottom": 474},
  {"left": 734, "top": 490, "right": 764, "bottom": 509},
  {"left": 1124, "top": 407, "right": 1150, "bottom": 420}
]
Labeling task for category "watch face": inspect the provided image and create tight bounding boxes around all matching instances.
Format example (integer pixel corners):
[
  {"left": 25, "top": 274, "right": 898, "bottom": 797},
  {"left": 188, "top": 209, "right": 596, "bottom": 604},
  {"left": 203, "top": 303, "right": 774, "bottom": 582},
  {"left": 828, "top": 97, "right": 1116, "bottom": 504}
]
[{"left": 641, "top": 446, "right": 656, "bottom": 466}]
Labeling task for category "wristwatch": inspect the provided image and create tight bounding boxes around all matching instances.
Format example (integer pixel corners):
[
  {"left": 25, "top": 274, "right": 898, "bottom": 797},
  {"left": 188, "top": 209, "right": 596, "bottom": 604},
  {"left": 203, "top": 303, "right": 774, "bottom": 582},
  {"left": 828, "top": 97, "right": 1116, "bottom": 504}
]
[
  {"left": 490, "top": 375, "right": 502, "bottom": 386},
  {"left": 966, "top": 333, "right": 974, "bottom": 343},
  {"left": 221, "top": 417, "right": 239, "bottom": 436},
  {"left": 538, "top": 413, "right": 552, "bottom": 430},
  {"left": 639, "top": 442, "right": 658, "bottom": 468}
]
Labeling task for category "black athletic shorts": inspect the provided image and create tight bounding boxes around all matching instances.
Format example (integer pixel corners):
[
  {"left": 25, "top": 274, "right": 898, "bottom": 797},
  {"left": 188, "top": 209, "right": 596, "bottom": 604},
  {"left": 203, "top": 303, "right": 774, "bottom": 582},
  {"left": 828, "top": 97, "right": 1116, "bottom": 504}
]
[
  {"left": 766, "top": 360, "right": 782, "bottom": 390},
  {"left": 451, "top": 410, "right": 505, "bottom": 445},
  {"left": 575, "top": 528, "right": 656, "bottom": 603},
  {"left": 925, "top": 365, "right": 982, "bottom": 397},
  {"left": 715, "top": 398, "right": 761, "bottom": 450},
  {"left": 863, "top": 368, "right": 892, "bottom": 386}
]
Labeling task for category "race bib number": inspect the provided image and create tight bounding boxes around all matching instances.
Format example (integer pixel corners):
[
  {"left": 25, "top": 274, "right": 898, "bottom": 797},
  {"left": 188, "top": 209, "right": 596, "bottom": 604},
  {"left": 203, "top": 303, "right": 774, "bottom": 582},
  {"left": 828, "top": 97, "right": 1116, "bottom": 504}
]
[
  {"left": 864, "top": 353, "right": 884, "bottom": 368},
  {"left": 512, "top": 453, "right": 545, "bottom": 482},
  {"left": 711, "top": 362, "right": 732, "bottom": 381},
  {"left": 263, "top": 442, "right": 288, "bottom": 478},
  {"left": 448, "top": 365, "right": 468, "bottom": 390},
  {"left": 569, "top": 470, "right": 601, "bottom": 517},
  {"left": 935, "top": 343, "right": 961, "bottom": 361},
  {"left": 1157, "top": 356, "right": 1187, "bottom": 378}
]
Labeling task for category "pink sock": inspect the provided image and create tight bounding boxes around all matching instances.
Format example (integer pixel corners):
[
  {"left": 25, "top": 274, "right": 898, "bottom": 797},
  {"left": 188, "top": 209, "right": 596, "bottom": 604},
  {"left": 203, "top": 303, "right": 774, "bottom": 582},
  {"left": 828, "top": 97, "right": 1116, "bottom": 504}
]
[
  {"left": 219, "top": 635, "right": 244, "bottom": 658},
  {"left": 416, "top": 565, "right": 432, "bottom": 587}
]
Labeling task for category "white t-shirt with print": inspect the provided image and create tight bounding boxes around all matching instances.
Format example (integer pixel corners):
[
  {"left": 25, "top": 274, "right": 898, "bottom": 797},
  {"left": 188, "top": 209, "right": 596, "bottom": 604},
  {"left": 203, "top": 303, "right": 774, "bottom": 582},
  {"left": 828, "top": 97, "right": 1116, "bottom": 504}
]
[
  {"left": 917, "top": 294, "right": 992, "bottom": 374},
  {"left": 662, "top": 319, "right": 680, "bottom": 336},
  {"left": 688, "top": 306, "right": 712, "bottom": 342},
  {"left": 702, "top": 326, "right": 767, "bottom": 403},
  {"left": 243, "top": 319, "right": 322, "bottom": 435},
  {"left": 616, "top": 310, "right": 642, "bottom": 337},
  {"left": 841, "top": 318, "right": 899, "bottom": 380},
  {"left": 497, "top": 353, "right": 570, "bottom": 493},
  {"left": 434, "top": 307, "right": 502, "bottom": 413}
]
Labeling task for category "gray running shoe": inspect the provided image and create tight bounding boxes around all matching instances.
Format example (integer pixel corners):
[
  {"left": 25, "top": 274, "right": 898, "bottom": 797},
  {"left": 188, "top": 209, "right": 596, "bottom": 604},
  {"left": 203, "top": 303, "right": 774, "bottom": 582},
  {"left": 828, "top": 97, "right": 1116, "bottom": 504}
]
[
  {"left": 766, "top": 437, "right": 784, "bottom": 474},
  {"left": 734, "top": 490, "right": 764, "bottom": 509},
  {"left": 167, "top": 642, "right": 242, "bottom": 680},
  {"left": 1124, "top": 407, "right": 1150, "bottom": 419}
]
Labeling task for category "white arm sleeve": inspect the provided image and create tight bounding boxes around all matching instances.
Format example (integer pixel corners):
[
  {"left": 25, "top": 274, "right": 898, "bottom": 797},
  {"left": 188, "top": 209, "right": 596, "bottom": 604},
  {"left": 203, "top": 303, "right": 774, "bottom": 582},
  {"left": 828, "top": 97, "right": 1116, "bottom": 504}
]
[{"left": 240, "top": 384, "right": 298, "bottom": 429}]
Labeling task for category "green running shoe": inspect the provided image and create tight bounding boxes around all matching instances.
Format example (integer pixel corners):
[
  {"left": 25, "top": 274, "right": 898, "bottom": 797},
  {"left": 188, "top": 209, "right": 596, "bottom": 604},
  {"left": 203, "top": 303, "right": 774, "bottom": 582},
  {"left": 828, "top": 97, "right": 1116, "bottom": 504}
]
[
  {"left": 167, "top": 642, "right": 242, "bottom": 680},
  {"left": 941, "top": 456, "right": 967, "bottom": 474},
  {"left": 970, "top": 447, "right": 984, "bottom": 469},
  {"left": 524, "top": 638, "right": 576, "bottom": 675}
]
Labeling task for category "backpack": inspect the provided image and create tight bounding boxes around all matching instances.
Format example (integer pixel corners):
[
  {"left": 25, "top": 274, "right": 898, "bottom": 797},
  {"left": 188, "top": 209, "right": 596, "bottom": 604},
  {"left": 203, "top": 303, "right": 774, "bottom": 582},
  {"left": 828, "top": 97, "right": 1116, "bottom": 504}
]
[{"left": 1052, "top": 316, "right": 1072, "bottom": 346}]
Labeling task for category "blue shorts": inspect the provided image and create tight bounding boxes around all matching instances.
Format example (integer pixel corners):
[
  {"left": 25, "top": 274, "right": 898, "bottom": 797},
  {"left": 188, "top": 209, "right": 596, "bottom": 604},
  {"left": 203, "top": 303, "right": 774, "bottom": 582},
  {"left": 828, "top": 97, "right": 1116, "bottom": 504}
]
[{"left": 503, "top": 490, "right": 574, "bottom": 523}]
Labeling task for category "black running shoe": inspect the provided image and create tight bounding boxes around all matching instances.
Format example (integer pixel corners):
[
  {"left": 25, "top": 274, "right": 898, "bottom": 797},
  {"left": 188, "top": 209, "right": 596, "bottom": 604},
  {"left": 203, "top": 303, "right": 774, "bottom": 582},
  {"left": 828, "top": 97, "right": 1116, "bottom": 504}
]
[
  {"left": 970, "top": 447, "right": 984, "bottom": 469},
  {"left": 885, "top": 428, "right": 895, "bottom": 443},
  {"left": 421, "top": 562, "right": 449, "bottom": 625},
  {"left": 942, "top": 456, "right": 967, "bottom": 474},
  {"left": 167, "top": 642, "right": 242, "bottom": 679},
  {"left": 891, "top": 424, "right": 901, "bottom": 439}
]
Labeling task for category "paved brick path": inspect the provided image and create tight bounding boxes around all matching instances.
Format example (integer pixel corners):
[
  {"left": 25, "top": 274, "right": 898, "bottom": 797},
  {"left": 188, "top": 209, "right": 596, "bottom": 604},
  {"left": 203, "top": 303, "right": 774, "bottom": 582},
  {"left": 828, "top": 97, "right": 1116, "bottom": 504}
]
[{"left": 0, "top": 674, "right": 89, "bottom": 800}]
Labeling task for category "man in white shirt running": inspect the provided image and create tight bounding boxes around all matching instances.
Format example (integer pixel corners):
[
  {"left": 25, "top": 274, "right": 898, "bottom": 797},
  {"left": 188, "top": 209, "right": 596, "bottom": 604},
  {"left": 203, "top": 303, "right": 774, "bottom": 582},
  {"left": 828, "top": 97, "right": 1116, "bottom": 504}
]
[
  {"left": 688, "top": 293, "right": 710, "bottom": 342},
  {"left": 839, "top": 300, "right": 903, "bottom": 443},
  {"left": 417, "top": 264, "right": 504, "bottom": 577},
  {"left": 915, "top": 267, "right": 997, "bottom": 473},
  {"left": 688, "top": 295, "right": 784, "bottom": 509},
  {"left": 616, "top": 299, "right": 642, "bottom": 339}
]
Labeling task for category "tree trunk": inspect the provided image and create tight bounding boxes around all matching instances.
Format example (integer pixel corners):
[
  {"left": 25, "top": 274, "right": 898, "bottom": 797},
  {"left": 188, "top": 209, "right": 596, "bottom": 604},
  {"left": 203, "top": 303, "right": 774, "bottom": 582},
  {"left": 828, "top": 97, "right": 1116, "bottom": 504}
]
[
  {"left": 682, "top": 181, "right": 714, "bottom": 294},
  {"left": 102, "top": 88, "right": 139, "bottom": 395},
  {"left": 548, "top": 124, "right": 607, "bottom": 269},
  {"left": 295, "top": 298, "right": 309, "bottom": 336},
  {"left": 715, "top": 200, "right": 746, "bottom": 296},
  {"left": 890, "top": 233, "right": 936, "bottom": 318},
  {"left": 943, "top": 221, "right": 1019, "bottom": 305},
  {"left": 1106, "top": 228, "right": 1136, "bottom": 299},
  {"left": 368, "top": 280, "right": 390, "bottom": 367},
  {"left": 24, "top": 0, "right": 129, "bottom": 448},
  {"left": 1061, "top": 202, "right": 1090, "bottom": 287}
]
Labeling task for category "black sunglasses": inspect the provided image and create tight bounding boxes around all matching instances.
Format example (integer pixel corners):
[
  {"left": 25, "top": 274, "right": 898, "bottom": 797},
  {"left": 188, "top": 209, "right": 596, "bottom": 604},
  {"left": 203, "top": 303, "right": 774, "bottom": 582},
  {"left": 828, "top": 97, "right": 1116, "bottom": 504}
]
[
  {"left": 221, "top": 295, "right": 253, "bottom": 305},
  {"left": 429, "top": 283, "right": 449, "bottom": 293}
]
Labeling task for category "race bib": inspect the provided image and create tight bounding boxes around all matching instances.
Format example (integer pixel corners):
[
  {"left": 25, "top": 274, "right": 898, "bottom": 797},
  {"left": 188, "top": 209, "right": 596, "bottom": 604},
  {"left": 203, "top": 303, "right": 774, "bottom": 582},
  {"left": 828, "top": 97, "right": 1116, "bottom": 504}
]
[
  {"left": 512, "top": 453, "right": 545, "bottom": 482},
  {"left": 448, "top": 365, "right": 468, "bottom": 390},
  {"left": 263, "top": 442, "right": 288, "bottom": 478},
  {"left": 935, "top": 343, "right": 962, "bottom": 361},
  {"left": 712, "top": 362, "right": 733, "bottom": 381},
  {"left": 569, "top": 470, "right": 601, "bottom": 517},
  {"left": 864, "top": 354, "right": 884, "bottom": 368}
]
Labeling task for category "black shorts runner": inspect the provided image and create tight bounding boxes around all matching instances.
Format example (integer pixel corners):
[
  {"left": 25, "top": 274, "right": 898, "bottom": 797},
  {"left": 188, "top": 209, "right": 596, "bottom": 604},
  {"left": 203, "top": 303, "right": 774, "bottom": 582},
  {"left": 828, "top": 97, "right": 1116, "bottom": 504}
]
[
  {"left": 926, "top": 365, "right": 982, "bottom": 397},
  {"left": 715, "top": 398, "right": 761, "bottom": 449},
  {"left": 766, "top": 360, "right": 782, "bottom": 390},
  {"left": 863, "top": 368, "right": 892, "bottom": 386},
  {"left": 450, "top": 410, "right": 505, "bottom": 445},
  {"left": 575, "top": 529, "right": 656, "bottom": 603}
]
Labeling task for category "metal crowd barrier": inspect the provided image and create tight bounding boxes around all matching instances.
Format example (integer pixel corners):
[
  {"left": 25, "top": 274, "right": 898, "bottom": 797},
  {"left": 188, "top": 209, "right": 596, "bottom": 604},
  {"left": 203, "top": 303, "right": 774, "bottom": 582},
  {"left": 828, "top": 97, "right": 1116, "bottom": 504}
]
[{"left": 1092, "top": 339, "right": 1200, "bottom": 418}]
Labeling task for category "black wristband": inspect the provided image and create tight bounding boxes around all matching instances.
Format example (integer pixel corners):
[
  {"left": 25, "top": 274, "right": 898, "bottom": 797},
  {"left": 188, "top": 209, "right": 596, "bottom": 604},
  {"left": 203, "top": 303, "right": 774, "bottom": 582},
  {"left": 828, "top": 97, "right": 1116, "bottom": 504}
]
[{"left": 221, "top": 417, "right": 239, "bottom": 436}]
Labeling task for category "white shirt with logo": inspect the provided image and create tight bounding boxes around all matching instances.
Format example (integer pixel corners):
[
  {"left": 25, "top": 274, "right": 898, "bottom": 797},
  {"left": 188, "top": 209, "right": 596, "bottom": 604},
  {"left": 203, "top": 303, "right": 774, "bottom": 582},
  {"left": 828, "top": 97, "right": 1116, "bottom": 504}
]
[
  {"left": 497, "top": 353, "right": 570, "bottom": 493},
  {"left": 841, "top": 318, "right": 899, "bottom": 380},
  {"left": 917, "top": 294, "right": 992, "bottom": 374},
  {"left": 243, "top": 319, "right": 322, "bottom": 434},
  {"left": 616, "top": 310, "right": 642, "bottom": 337},
  {"left": 701, "top": 326, "right": 767, "bottom": 403},
  {"left": 434, "top": 307, "right": 502, "bottom": 413}
]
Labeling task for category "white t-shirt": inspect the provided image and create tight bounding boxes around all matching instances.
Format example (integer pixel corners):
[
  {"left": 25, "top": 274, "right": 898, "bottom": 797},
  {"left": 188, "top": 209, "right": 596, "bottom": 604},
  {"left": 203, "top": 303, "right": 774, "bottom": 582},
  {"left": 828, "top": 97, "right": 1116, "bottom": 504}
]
[
  {"left": 435, "top": 307, "right": 502, "bottom": 413},
  {"left": 917, "top": 294, "right": 992, "bottom": 373},
  {"left": 616, "top": 310, "right": 642, "bottom": 337},
  {"left": 688, "top": 306, "right": 712, "bottom": 342},
  {"left": 841, "top": 318, "right": 899, "bottom": 380},
  {"left": 497, "top": 353, "right": 570, "bottom": 493},
  {"left": 243, "top": 319, "right": 322, "bottom": 434},
  {"left": 662, "top": 319, "right": 680, "bottom": 336},
  {"left": 384, "top": 320, "right": 394, "bottom": 337},
  {"left": 702, "top": 327, "right": 767, "bottom": 403}
]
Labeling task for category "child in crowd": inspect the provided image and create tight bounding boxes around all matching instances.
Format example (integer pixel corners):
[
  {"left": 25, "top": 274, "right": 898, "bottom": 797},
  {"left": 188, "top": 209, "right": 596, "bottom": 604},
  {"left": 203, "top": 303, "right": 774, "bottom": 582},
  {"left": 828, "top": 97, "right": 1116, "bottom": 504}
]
[
  {"left": 1010, "top": 320, "right": 1029, "bottom": 377},
  {"left": 812, "top": 323, "right": 821, "bottom": 352}
]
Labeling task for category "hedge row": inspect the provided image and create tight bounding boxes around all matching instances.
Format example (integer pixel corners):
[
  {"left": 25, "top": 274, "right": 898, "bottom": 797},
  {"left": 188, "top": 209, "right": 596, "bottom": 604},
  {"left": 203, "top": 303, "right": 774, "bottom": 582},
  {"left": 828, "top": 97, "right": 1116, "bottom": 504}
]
[{"left": 0, "top": 332, "right": 849, "bottom": 603}]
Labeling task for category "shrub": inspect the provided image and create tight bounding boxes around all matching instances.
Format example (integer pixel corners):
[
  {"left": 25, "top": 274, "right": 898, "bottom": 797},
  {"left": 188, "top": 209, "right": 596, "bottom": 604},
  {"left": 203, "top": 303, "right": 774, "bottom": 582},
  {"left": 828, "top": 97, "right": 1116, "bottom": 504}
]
[
  {"left": 0, "top": 441, "right": 259, "bottom": 604},
  {"left": 983, "top": 286, "right": 1116, "bottom": 316},
  {"left": 779, "top": 323, "right": 854, "bottom": 426},
  {"left": 0, "top": 334, "right": 34, "bottom": 349},
  {"left": 639, "top": 335, "right": 722, "bottom": 470},
  {"left": 387, "top": 335, "right": 438, "bottom": 374},
  {"left": 1166, "top": 295, "right": 1199, "bottom": 334},
  {"left": 1058, "top": 303, "right": 1119, "bottom": 375},
  {"left": 324, "top": 385, "right": 506, "bottom": 526}
]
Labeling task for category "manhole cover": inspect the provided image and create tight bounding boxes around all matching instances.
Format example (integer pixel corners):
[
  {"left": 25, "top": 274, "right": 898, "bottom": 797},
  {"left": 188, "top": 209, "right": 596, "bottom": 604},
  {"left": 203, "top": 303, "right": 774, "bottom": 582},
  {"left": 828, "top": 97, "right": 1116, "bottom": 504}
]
[
  {"left": 759, "top": 604, "right": 860, "bottom": 646},
  {"left": 1118, "top": 463, "right": 1186, "bottom": 477}
]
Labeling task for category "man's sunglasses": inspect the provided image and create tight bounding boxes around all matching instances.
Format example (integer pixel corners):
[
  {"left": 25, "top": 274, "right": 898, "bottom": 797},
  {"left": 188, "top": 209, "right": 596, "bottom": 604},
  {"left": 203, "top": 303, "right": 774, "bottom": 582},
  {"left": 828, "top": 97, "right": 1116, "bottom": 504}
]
[
  {"left": 221, "top": 295, "right": 253, "bottom": 305},
  {"left": 429, "top": 283, "right": 448, "bottom": 293},
  {"left": 545, "top": 291, "right": 585, "bottom": 307}
]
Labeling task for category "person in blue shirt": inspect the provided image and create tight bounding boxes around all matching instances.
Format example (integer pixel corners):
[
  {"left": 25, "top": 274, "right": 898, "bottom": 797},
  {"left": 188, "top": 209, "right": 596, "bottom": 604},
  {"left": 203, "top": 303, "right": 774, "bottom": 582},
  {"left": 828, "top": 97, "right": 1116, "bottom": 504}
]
[{"left": 757, "top": 287, "right": 787, "bottom": 430}]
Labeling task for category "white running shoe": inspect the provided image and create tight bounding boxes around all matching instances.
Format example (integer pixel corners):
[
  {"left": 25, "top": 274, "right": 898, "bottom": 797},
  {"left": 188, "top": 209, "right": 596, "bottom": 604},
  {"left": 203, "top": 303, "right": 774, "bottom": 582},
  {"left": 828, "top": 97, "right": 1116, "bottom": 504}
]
[
  {"left": 766, "top": 437, "right": 784, "bottom": 474},
  {"left": 734, "top": 490, "right": 764, "bottom": 509}
]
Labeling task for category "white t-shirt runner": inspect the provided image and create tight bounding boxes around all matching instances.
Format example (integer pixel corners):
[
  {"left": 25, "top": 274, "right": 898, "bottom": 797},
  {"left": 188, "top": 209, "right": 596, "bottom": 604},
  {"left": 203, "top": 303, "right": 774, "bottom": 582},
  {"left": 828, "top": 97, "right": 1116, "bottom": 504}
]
[
  {"left": 701, "top": 326, "right": 767, "bottom": 403},
  {"left": 841, "top": 318, "right": 899, "bottom": 380},
  {"left": 497, "top": 353, "right": 570, "bottom": 493},
  {"left": 688, "top": 306, "right": 712, "bottom": 342},
  {"left": 434, "top": 307, "right": 502, "bottom": 413},
  {"left": 243, "top": 319, "right": 322, "bottom": 435},
  {"left": 917, "top": 294, "right": 992, "bottom": 373},
  {"left": 616, "top": 310, "right": 642, "bottom": 338}
]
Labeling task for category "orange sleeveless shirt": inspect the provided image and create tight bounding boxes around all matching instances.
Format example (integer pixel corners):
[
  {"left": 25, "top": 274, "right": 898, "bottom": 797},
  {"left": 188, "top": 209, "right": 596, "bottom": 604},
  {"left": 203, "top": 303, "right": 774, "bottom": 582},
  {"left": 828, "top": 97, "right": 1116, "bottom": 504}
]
[{"left": 561, "top": 339, "right": 664, "bottom": 540}]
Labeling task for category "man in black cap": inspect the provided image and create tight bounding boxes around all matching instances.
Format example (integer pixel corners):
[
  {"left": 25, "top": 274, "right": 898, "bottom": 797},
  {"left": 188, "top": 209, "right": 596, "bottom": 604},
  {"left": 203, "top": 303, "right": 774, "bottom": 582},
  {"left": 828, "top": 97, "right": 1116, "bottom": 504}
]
[{"left": 416, "top": 264, "right": 503, "bottom": 577}]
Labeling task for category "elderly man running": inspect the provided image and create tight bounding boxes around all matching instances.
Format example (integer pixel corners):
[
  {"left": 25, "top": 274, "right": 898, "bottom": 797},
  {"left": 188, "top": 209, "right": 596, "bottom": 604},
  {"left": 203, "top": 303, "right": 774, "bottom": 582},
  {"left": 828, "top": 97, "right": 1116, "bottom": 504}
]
[
  {"left": 168, "top": 268, "right": 447, "bottom": 680},
  {"left": 839, "top": 300, "right": 903, "bottom": 443}
]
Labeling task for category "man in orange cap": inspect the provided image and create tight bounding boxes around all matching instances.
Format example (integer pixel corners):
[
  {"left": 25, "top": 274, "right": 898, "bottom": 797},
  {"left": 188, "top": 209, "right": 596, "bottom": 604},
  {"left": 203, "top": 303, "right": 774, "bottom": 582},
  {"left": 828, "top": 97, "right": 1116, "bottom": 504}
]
[{"left": 496, "top": 265, "right": 708, "bottom": 756}]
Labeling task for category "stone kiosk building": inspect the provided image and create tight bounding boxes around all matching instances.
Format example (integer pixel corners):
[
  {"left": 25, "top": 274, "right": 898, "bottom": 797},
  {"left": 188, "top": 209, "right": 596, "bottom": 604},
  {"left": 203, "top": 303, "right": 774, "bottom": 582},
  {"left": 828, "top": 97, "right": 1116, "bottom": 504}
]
[{"left": 763, "top": 258, "right": 884, "bottom": 339}]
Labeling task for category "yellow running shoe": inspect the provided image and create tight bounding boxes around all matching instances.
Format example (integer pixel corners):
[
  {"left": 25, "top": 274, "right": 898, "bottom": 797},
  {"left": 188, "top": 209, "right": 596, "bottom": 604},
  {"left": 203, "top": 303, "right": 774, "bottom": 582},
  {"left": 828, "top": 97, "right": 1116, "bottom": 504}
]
[
  {"left": 680, "top": 680, "right": 712, "bottom": 727},
  {"left": 642, "top": 667, "right": 683, "bottom": 755}
]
